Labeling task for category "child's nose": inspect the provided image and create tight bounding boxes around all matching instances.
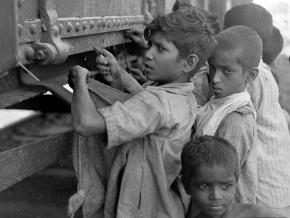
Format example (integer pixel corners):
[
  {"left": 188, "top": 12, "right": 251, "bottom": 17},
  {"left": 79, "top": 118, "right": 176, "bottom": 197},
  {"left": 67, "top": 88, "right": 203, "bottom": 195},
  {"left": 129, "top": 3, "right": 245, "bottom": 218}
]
[
  {"left": 209, "top": 186, "right": 222, "bottom": 201},
  {"left": 144, "top": 47, "right": 153, "bottom": 61},
  {"left": 211, "top": 69, "right": 223, "bottom": 83}
]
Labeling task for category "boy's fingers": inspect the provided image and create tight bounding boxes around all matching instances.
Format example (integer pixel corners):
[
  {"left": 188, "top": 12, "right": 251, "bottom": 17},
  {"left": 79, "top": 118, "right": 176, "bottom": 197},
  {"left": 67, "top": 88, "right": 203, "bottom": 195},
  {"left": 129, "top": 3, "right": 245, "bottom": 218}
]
[
  {"left": 99, "top": 48, "right": 114, "bottom": 59},
  {"left": 95, "top": 56, "right": 109, "bottom": 65},
  {"left": 126, "top": 29, "right": 142, "bottom": 36},
  {"left": 96, "top": 65, "right": 110, "bottom": 72},
  {"left": 128, "top": 67, "right": 142, "bottom": 76}
]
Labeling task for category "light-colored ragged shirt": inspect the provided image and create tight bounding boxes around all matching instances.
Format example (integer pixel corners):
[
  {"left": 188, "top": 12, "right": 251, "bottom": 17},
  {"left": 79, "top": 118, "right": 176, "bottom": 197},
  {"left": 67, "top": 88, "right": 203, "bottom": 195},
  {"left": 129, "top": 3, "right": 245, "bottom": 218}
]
[
  {"left": 246, "top": 60, "right": 290, "bottom": 208},
  {"left": 98, "top": 82, "right": 197, "bottom": 218},
  {"left": 216, "top": 110, "right": 257, "bottom": 203}
]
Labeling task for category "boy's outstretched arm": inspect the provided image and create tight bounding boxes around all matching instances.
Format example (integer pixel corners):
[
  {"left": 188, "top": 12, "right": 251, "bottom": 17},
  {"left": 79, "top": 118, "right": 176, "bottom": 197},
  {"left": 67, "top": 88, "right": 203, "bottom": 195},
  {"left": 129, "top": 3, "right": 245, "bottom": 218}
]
[{"left": 69, "top": 65, "right": 106, "bottom": 136}]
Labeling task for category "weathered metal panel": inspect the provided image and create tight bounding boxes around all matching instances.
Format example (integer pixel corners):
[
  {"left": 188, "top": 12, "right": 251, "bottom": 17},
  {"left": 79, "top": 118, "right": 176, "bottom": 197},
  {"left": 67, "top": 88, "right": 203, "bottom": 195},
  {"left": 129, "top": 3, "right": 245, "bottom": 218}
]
[
  {"left": 0, "top": 0, "right": 18, "bottom": 75},
  {"left": 0, "top": 130, "right": 73, "bottom": 191}
]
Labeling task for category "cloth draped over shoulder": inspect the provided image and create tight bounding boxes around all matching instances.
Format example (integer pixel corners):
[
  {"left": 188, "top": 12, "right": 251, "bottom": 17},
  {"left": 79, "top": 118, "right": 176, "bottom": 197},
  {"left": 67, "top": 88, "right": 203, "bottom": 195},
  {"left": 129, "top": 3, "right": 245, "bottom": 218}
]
[
  {"left": 67, "top": 81, "right": 132, "bottom": 218},
  {"left": 193, "top": 91, "right": 258, "bottom": 204},
  {"left": 195, "top": 91, "right": 256, "bottom": 136}
]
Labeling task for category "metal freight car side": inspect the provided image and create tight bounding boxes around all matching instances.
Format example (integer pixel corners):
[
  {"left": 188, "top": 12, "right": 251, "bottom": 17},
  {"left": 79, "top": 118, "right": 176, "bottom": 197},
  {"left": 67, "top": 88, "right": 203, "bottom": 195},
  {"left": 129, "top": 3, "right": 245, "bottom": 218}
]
[{"left": 0, "top": 0, "right": 150, "bottom": 192}]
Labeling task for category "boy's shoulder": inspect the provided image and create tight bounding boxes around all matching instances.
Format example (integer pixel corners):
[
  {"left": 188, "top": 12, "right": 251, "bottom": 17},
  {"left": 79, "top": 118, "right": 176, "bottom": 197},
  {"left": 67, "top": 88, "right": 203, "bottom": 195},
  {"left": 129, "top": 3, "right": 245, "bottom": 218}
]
[
  {"left": 234, "top": 203, "right": 284, "bottom": 218},
  {"left": 219, "top": 110, "right": 256, "bottom": 131}
]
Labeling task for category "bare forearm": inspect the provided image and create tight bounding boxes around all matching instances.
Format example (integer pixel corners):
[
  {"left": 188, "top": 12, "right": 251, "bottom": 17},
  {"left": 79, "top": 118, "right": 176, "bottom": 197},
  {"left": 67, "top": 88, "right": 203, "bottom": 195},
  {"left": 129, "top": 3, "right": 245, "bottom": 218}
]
[
  {"left": 119, "top": 67, "right": 144, "bottom": 94},
  {"left": 72, "top": 80, "right": 106, "bottom": 136}
]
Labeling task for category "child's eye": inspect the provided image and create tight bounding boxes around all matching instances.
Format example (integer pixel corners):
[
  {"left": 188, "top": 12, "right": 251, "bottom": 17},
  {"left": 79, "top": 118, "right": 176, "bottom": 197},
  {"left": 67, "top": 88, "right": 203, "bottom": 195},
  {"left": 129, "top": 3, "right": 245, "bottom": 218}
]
[
  {"left": 157, "top": 45, "right": 165, "bottom": 52},
  {"left": 223, "top": 68, "right": 231, "bottom": 74},
  {"left": 221, "top": 183, "right": 233, "bottom": 190},
  {"left": 198, "top": 183, "right": 208, "bottom": 190}
]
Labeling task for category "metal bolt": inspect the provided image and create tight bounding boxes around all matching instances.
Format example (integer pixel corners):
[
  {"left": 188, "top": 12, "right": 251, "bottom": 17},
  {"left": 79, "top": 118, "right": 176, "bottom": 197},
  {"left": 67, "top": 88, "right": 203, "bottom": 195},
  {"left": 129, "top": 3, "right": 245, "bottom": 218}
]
[
  {"left": 82, "top": 21, "right": 87, "bottom": 30},
  {"left": 29, "top": 24, "right": 37, "bottom": 35},
  {"left": 75, "top": 22, "right": 80, "bottom": 32},
  {"left": 107, "top": 19, "right": 112, "bottom": 28},
  {"left": 97, "top": 19, "right": 102, "bottom": 28},
  {"left": 89, "top": 21, "right": 94, "bottom": 29},
  {"left": 58, "top": 23, "right": 64, "bottom": 34},
  {"left": 66, "top": 22, "right": 73, "bottom": 32},
  {"left": 24, "top": 46, "right": 35, "bottom": 61},
  {"left": 35, "top": 49, "right": 47, "bottom": 60},
  {"left": 51, "top": 26, "right": 59, "bottom": 37}
]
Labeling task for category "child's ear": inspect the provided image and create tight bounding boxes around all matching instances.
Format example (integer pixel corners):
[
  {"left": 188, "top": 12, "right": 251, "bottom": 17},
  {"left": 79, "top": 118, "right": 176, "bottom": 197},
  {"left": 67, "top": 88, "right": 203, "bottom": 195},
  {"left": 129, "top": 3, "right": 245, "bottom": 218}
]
[
  {"left": 246, "top": 67, "right": 259, "bottom": 83},
  {"left": 183, "top": 54, "right": 199, "bottom": 73}
]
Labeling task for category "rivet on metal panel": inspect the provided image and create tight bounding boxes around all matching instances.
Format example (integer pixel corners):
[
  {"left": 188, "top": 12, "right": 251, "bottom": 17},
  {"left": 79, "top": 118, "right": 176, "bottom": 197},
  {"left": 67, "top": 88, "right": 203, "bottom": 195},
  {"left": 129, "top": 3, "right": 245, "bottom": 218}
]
[
  {"left": 75, "top": 22, "right": 81, "bottom": 32},
  {"left": 116, "top": 19, "right": 121, "bottom": 28},
  {"left": 24, "top": 46, "right": 35, "bottom": 61},
  {"left": 66, "top": 22, "right": 73, "bottom": 33},
  {"left": 18, "top": 24, "right": 23, "bottom": 37},
  {"left": 35, "top": 49, "right": 47, "bottom": 60},
  {"left": 89, "top": 21, "right": 94, "bottom": 29},
  {"left": 51, "top": 26, "right": 59, "bottom": 37},
  {"left": 97, "top": 19, "right": 102, "bottom": 28},
  {"left": 121, "top": 18, "right": 125, "bottom": 26},
  {"left": 82, "top": 21, "right": 87, "bottom": 31},
  {"left": 29, "top": 24, "right": 37, "bottom": 35},
  {"left": 106, "top": 20, "right": 111, "bottom": 28},
  {"left": 58, "top": 23, "right": 64, "bottom": 34}
]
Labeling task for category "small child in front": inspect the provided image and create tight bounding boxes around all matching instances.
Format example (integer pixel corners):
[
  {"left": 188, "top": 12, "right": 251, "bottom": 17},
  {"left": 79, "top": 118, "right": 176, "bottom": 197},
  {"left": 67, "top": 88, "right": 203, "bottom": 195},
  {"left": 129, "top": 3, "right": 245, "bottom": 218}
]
[
  {"left": 194, "top": 26, "right": 261, "bottom": 203},
  {"left": 181, "top": 135, "right": 282, "bottom": 218},
  {"left": 69, "top": 10, "right": 216, "bottom": 218}
]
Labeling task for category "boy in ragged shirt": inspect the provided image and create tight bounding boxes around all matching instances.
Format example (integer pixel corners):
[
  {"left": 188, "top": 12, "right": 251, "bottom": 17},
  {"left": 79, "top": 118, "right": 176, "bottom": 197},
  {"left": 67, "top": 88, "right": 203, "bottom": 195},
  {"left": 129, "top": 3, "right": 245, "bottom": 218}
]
[
  {"left": 194, "top": 26, "right": 262, "bottom": 204},
  {"left": 68, "top": 10, "right": 216, "bottom": 218}
]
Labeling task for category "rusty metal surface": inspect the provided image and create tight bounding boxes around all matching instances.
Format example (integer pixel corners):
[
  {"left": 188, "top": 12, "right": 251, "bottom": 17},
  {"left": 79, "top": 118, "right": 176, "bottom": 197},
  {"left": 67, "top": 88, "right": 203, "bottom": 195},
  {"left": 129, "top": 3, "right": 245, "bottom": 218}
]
[
  {"left": 0, "top": 47, "right": 130, "bottom": 108},
  {"left": 0, "top": 1, "right": 18, "bottom": 75},
  {"left": 0, "top": 54, "right": 83, "bottom": 108},
  {"left": 0, "top": 0, "right": 145, "bottom": 73},
  {"left": 0, "top": 130, "right": 73, "bottom": 192}
]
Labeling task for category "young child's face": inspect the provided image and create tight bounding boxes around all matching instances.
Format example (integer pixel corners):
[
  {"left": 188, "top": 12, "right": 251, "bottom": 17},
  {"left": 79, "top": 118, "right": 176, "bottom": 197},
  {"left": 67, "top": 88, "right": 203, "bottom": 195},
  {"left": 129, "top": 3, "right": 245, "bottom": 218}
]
[
  {"left": 208, "top": 47, "right": 248, "bottom": 98},
  {"left": 188, "top": 163, "right": 236, "bottom": 218},
  {"left": 143, "top": 32, "right": 186, "bottom": 84}
]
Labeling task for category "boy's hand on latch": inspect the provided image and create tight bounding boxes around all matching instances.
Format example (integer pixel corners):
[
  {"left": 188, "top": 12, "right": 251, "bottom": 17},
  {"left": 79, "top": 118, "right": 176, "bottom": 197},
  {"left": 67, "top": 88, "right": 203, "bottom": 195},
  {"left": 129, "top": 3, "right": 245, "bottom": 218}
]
[
  {"left": 95, "top": 48, "right": 123, "bottom": 85},
  {"left": 68, "top": 65, "right": 90, "bottom": 89},
  {"left": 125, "top": 29, "right": 148, "bottom": 48}
]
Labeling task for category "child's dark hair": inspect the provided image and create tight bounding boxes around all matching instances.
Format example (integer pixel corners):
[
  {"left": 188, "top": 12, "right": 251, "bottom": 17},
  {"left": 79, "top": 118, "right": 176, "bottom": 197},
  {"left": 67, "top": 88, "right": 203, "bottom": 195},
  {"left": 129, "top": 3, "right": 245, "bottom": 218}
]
[
  {"left": 181, "top": 135, "right": 240, "bottom": 191},
  {"left": 213, "top": 26, "right": 262, "bottom": 71},
  {"left": 144, "top": 9, "right": 216, "bottom": 72},
  {"left": 172, "top": 1, "right": 220, "bottom": 34}
]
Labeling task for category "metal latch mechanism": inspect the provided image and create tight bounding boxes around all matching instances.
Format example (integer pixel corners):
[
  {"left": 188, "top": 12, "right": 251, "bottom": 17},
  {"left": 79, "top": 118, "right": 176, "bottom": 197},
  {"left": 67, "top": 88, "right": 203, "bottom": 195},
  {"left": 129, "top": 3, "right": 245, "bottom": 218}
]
[{"left": 32, "top": 0, "right": 71, "bottom": 65}]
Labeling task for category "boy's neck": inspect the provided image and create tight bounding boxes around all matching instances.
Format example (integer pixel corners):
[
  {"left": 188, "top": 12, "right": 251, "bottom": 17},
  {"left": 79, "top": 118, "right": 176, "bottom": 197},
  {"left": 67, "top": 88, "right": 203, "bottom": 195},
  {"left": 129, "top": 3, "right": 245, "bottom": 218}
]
[{"left": 157, "top": 74, "right": 191, "bottom": 86}]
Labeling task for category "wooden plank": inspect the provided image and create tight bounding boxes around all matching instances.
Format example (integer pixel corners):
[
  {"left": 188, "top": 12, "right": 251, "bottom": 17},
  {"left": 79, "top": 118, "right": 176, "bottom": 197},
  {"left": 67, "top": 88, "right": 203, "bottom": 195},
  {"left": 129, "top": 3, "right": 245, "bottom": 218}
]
[{"left": 0, "top": 130, "right": 73, "bottom": 191}]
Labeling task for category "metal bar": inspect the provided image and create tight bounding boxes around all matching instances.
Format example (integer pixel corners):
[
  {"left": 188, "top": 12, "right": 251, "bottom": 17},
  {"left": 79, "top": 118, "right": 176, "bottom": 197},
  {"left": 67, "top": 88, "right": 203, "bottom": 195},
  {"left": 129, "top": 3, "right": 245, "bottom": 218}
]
[{"left": 0, "top": 130, "right": 73, "bottom": 191}]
